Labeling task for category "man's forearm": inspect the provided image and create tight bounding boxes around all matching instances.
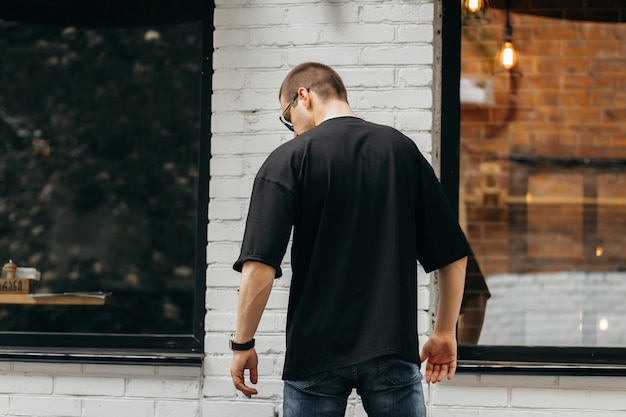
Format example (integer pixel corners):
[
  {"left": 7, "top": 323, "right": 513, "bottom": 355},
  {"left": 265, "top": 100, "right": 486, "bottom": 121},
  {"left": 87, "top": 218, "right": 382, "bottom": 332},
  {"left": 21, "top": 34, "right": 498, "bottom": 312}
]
[
  {"left": 234, "top": 261, "right": 276, "bottom": 343},
  {"left": 434, "top": 256, "right": 468, "bottom": 334}
]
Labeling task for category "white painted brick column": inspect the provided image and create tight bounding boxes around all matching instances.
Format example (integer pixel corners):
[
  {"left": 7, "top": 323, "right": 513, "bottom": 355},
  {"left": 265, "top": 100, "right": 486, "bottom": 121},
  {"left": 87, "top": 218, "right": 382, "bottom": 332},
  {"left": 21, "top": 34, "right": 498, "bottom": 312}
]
[{"left": 206, "top": 1, "right": 438, "bottom": 415}]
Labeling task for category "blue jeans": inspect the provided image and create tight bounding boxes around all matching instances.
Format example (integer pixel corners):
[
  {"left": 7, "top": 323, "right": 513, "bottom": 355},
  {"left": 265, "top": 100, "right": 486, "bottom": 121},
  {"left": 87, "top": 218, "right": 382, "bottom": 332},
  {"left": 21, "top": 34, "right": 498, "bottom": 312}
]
[{"left": 283, "top": 356, "right": 426, "bottom": 417}]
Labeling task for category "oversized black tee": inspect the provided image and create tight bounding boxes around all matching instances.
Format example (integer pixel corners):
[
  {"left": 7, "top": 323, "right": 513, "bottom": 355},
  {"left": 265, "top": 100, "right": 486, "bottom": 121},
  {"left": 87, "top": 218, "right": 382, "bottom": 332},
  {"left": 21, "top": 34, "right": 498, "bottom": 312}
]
[{"left": 233, "top": 117, "right": 470, "bottom": 380}]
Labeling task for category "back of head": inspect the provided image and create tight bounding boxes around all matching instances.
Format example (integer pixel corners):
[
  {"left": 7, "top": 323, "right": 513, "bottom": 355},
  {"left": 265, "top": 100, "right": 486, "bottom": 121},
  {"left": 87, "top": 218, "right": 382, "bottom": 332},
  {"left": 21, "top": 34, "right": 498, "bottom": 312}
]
[{"left": 279, "top": 62, "right": 348, "bottom": 104}]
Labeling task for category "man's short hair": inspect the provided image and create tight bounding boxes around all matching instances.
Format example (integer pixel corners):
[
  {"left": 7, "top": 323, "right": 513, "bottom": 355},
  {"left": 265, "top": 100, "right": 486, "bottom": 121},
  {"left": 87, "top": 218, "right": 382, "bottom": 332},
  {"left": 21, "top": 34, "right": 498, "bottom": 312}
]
[{"left": 279, "top": 62, "right": 348, "bottom": 104}]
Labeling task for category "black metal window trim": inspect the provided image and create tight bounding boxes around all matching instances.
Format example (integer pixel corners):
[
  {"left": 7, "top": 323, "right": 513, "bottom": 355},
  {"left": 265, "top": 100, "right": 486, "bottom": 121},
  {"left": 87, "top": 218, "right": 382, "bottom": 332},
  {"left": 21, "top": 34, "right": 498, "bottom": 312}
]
[{"left": 441, "top": 0, "right": 626, "bottom": 375}]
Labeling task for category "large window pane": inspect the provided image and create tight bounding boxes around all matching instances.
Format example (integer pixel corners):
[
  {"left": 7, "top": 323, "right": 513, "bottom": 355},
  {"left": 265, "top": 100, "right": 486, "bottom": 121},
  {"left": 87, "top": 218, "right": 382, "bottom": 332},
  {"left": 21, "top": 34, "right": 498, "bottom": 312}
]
[
  {"left": 0, "top": 19, "right": 202, "bottom": 337},
  {"left": 459, "top": 6, "right": 626, "bottom": 349}
]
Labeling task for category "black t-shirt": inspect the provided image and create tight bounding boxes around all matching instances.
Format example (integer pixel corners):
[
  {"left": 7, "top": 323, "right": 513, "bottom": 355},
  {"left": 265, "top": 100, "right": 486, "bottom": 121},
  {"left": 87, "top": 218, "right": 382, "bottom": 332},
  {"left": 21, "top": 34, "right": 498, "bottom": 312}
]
[{"left": 233, "top": 117, "right": 470, "bottom": 380}]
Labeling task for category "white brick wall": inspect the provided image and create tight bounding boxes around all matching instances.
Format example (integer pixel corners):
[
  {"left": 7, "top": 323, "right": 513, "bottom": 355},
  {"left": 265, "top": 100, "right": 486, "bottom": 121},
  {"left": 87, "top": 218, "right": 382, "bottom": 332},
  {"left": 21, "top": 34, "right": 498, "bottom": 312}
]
[
  {"left": 2, "top": 2, "right": 626, "bottom": 417},
  {"left": 0, "top": 362, "right": 201, "bottom": 417},
  {"left": 207, "top": 0, "right": 437, "bottom": 415},
  {"left": 429, "top": 374, "right": 626, "bottom": 417}
]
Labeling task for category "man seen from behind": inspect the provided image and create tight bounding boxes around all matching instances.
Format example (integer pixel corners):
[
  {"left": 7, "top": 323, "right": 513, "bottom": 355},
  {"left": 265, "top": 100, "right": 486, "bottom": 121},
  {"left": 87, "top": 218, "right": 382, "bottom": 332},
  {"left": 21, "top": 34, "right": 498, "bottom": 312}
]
[{"left": 230, "top": 62, "right": 470, "bottom": 417}]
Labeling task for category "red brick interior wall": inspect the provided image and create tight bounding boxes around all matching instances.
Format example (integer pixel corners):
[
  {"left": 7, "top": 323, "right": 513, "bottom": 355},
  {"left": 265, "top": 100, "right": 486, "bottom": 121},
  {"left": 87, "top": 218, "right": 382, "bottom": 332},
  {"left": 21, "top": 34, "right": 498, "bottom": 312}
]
[{"left": 460, "top": 1, "right": 626, "bottom": 277}]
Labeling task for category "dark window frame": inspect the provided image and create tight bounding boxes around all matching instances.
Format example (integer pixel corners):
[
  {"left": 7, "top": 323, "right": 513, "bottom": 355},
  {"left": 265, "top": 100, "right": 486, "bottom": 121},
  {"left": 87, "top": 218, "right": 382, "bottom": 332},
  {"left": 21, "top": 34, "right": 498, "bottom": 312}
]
[
  {"left": 0, "top": 1, "right": 212, "bottom": 365},
  {"left": 442, "top": 1, "right": 626, "bottom": 375}
]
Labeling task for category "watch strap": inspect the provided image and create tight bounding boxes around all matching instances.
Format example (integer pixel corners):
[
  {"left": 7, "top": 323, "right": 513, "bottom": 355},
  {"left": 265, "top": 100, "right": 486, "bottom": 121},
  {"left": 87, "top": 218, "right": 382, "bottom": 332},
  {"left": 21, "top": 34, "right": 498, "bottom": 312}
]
[{"left": 229, "top": 334, "right": 255, "bottom": 351}]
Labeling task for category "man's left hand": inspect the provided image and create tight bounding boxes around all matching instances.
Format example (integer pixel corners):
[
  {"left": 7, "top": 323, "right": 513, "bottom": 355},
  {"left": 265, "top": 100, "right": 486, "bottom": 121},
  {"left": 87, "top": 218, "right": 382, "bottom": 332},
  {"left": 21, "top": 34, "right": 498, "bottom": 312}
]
[{"left": 230, "top": 349, "right": 259, "bottom": 398}]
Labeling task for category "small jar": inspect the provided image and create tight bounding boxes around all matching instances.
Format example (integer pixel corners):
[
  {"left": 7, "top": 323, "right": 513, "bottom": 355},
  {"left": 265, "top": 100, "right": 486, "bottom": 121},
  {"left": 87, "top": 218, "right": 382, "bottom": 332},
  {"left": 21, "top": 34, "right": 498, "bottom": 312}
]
[{"left": 2, "top": 260, "right": 17, "bottom": 279}]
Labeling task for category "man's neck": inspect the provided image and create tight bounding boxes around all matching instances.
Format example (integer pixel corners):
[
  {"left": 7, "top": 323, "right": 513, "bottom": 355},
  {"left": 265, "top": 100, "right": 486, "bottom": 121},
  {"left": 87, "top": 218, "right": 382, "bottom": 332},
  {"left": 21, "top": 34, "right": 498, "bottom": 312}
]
[{"left": 316, "top": 100, "right": 356, "bottom": 125}]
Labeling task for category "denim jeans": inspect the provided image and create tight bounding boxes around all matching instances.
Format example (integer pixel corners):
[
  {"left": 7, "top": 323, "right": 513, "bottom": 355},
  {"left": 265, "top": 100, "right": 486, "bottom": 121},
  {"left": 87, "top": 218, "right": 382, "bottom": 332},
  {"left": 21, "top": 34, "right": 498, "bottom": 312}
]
[{"left": 283, "top": 356, "right": 427, "bottom": 417}]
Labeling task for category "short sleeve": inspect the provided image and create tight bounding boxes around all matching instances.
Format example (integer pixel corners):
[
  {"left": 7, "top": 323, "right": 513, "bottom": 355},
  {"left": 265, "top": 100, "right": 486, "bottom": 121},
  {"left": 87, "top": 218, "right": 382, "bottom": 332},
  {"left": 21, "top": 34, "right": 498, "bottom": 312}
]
[
  {"left": 233, "top": 177, "right": 296, "bottom": 278},
  {"left": 414, "top": 158, "right": 471, "bottom": 273}
]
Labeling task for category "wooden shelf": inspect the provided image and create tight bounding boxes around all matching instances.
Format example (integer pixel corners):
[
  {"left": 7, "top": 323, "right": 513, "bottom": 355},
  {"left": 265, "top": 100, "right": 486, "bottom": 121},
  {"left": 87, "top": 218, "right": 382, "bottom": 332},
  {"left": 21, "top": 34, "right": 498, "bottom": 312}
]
[{"left": 0, "top": 293, "right": 109, "bottom": 305}]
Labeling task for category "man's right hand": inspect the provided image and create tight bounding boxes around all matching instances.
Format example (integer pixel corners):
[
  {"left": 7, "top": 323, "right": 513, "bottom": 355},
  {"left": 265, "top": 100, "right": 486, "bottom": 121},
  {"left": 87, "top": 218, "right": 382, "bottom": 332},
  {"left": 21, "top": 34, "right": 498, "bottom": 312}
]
[{"left": 419, "top": 330, "right": 458, "bottom": 384}]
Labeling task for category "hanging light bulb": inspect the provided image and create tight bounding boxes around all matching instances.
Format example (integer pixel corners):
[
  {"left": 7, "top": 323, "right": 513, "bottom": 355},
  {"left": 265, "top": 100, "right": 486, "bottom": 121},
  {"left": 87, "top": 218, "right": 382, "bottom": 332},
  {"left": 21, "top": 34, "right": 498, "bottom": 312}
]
[
  {"left": 467, "top": 0, "right": 481, "bottom": 12},
  {"left": 493, "top": 0, "right": 522, "bottom": 76},
  {"left": 496, "top": 40, "right": 520, "bottom": 71},
  {"left": 461, "top": 0, "right": 491, "bottom": 26}
]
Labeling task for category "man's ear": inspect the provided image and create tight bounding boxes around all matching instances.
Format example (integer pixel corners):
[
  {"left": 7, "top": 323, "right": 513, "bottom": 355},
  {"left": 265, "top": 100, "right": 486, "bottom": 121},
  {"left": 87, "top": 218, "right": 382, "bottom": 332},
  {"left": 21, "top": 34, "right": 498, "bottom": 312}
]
[{"left": 297, "top": 87, "right": 312, "bottom": 109}]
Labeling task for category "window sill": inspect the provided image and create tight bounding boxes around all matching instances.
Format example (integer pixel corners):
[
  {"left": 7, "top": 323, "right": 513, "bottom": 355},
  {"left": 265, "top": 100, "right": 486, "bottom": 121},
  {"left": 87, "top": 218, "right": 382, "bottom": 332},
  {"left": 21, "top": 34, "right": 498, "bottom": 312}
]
[
  {"left": 458, "top": 345, "right": 626, "bottom": 376},
  {"left": 0, "top": 347, "right": 204, "bottom": 366}
]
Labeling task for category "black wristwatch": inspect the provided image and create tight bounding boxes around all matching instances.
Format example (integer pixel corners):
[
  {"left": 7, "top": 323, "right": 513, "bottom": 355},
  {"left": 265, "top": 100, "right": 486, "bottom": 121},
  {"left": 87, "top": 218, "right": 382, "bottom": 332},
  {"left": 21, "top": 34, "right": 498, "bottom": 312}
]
[{"left": 229, "top": 334, "right": 255, "bottom": 351}]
